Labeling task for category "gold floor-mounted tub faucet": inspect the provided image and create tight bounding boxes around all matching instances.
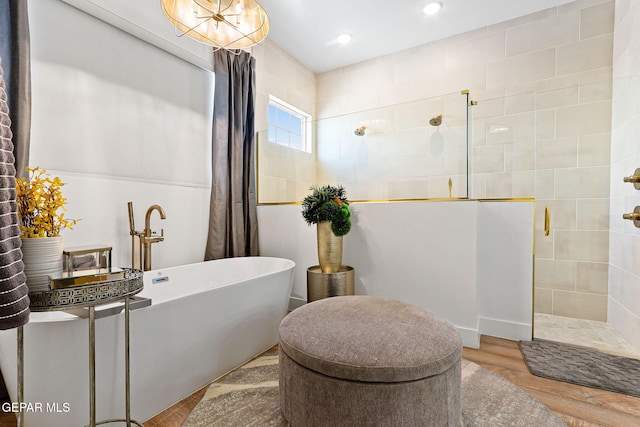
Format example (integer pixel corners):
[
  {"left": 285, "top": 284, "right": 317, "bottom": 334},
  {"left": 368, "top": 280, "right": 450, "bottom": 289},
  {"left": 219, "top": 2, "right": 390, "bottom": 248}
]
[{"left": 128, "top": 202, "right": 166, "bottom": 271}]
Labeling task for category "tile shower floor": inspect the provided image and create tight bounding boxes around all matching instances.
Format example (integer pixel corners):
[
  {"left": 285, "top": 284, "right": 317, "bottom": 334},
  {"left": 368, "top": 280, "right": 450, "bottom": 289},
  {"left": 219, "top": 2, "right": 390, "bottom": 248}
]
[{"left": 534, "top": 313, "right": 640, "bottom": 358}]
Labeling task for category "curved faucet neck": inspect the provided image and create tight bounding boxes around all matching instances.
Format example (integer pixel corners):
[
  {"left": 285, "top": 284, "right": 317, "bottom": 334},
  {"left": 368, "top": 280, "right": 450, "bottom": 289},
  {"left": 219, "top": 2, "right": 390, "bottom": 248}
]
[{"left": 145, "top": 205, "right": 166, "bottom": 233}]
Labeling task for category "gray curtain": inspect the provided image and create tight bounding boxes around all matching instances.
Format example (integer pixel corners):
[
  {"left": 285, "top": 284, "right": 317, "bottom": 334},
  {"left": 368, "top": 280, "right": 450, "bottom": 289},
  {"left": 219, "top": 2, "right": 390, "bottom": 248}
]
[
  {"left": 0, "top": 59, "right": 29, "bottom": 330},
  {"left": 0, "top": 0, "right": 30, "bottom": 180},
  {"left": 204, "top": 50, "right": 259, "bottom": 260}
]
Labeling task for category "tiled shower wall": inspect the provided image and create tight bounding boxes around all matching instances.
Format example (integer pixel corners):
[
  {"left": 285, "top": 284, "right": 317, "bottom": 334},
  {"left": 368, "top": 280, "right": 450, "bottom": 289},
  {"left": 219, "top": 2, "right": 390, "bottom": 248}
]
[
  {"left": 315, "top": 0, "right": 615, "bottom": 321},
  {"left": 314, "top": 92, "right": 470, "bottom": 200},
  {"left": 253, "top": 40, "right": 317, "bottom": 203},
  {"left": 609, "top": 0, "right": 640, "bottom": 349}
]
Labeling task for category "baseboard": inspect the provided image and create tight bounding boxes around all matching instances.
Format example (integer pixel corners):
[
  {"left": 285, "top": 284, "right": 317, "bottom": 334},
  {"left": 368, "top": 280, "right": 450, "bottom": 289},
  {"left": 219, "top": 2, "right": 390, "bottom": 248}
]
[
  {"left": 478, "top": 317, "right": 532, "bottom": 342},
  {"left": 457, "top": 327, "right": 480, "bottom": 349},
  {"left": 288, "top": 297, "right": 306, "bottom": 311}
]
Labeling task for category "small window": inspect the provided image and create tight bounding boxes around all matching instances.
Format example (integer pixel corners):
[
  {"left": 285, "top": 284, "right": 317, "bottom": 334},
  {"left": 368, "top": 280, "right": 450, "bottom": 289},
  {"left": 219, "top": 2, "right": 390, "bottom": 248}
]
[{"left": 268, "top": 96, "right": 312, "bottom": 153}]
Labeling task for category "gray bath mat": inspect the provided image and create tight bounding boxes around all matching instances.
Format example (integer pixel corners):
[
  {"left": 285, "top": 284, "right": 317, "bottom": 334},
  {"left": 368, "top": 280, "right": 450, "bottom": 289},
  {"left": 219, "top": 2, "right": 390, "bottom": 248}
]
[
  {"left": 519, "top": 340, "right": 640, "bottom": 398},
  {"left": 182, "top": 354, "right": 566, "bottom": 427}
]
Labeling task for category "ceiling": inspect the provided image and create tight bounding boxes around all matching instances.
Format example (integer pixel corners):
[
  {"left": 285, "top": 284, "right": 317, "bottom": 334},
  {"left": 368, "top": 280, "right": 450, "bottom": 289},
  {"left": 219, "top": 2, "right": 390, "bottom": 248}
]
[{"left": 258, "top": 0, "right": 576, "bottom": 73}]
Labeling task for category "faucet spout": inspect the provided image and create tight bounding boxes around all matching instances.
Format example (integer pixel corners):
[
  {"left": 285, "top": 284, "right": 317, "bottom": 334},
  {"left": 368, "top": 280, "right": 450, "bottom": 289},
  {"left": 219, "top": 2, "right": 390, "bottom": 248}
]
[
  {"left": 143, "top": 204, "right": 166, "bottom": 271},
  {"left": 145, "top": 204, "right": 166, "bottom": 231}
]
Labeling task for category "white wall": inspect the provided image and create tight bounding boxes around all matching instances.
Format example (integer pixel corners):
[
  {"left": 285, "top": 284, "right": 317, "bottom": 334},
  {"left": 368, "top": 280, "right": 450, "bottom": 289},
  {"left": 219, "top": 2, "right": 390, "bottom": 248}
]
[
  {"left": 57, "top": 0, "right": 212, "bottom": 70},
  {"left": 258, "top": 200, "right": 534, "bottom": 348},
  {"left": 28, "top": 0, "right": 213, "bottom": 269},
  {"left": 477, "top": 201, "right": 535, "bottom": 340}
]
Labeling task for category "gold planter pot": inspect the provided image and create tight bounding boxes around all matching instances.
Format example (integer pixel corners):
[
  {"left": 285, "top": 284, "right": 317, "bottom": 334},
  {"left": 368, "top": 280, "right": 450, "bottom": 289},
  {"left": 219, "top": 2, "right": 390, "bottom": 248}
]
[
  {"left": 307, "top": 265, "right": 354, "bottom": 303},
  {"left": 316, "top": 221, "right": 342, "bottom": 273}
]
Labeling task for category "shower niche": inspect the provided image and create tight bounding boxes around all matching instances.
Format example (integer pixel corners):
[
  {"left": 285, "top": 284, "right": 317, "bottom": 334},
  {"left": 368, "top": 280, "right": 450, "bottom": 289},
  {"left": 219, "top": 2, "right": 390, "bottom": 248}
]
[{"left": 257, "top": 90, "right": 472, "bottom": 204}]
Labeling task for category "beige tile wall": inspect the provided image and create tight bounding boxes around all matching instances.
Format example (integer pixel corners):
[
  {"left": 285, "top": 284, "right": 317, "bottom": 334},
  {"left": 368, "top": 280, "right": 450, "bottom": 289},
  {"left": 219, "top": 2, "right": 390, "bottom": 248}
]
[
  {"left": 315, "top": 92, "right": 469, "bottom": 199},
  {"left": 609, "top": 0, "right": 640, "bottom": 349},
  {"left": 314, "top": 0, "right": 615, "bottom": 321},
  {"left": 253, "top": 40, "right": 317, "bottom": 203}
]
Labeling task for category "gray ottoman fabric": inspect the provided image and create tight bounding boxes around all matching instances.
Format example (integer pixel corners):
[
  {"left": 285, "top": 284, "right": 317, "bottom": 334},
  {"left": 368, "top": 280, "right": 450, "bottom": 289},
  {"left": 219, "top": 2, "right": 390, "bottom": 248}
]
[{"left": 279, "top": 295, "right": 462, "bottom": 426}]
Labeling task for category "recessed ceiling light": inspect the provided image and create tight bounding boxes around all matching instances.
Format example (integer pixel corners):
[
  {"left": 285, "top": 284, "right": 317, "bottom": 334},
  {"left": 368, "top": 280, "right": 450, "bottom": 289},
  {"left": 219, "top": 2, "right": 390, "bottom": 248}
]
[
  {"left": 422, "top": 2, "right": 442, "bottom": 16},
  {"left": 337, "top": 33, "right": 352, "bottom": 44}
]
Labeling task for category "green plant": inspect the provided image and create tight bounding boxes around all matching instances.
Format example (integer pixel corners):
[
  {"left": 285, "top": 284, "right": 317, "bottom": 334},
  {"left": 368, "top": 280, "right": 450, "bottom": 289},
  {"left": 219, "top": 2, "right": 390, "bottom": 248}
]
[
  {"left": 16, "top": 167, "right": 79, "bottom": 238},
  {"left": 301, "top": 185, "right": 351, "bottom": 236}
]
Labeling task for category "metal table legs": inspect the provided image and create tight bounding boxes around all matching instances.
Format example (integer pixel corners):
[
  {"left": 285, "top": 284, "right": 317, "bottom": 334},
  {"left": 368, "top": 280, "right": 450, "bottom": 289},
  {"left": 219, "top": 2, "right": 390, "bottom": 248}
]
[
  {"left": 88, "top": 297, "right": 142, "bottom": 427},
  {"left": 89, "top": 305, "right": 96, "bottom": 425},
  {"left": 17, "top": 326, "right": 23, "bottom": 427},
  {"left": 16, "top": 297, "right": 142, "bottom": 427}
]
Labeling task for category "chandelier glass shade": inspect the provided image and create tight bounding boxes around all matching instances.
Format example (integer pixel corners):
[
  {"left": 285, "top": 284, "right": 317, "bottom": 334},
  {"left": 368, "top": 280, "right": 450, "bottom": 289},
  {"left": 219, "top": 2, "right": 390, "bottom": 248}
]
[{"left": 161, "top": 0, "right": 270, "bottom": 49}]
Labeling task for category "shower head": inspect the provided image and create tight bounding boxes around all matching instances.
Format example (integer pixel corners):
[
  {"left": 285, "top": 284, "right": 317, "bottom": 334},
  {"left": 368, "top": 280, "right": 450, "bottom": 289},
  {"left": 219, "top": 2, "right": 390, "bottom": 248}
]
[
  {"left": 429, "top": 115, "right": 443, "bottom": 127},
  {"left": 354, "top": 126, "right": 366, "bottom": 136}
]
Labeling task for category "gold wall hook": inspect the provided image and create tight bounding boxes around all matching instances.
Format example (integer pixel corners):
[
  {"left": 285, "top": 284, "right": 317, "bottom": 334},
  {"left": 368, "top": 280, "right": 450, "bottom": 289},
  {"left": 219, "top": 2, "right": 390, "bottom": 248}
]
[{"left": 623, "top": 168, "right": 640, "bottom": 190}]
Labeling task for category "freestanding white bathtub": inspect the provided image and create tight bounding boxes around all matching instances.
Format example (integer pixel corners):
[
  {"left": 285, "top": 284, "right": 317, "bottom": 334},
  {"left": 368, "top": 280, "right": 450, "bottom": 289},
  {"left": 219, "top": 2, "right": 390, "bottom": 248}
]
[{"left": 0, "top": 256, "right": 295, "bottom": 427}]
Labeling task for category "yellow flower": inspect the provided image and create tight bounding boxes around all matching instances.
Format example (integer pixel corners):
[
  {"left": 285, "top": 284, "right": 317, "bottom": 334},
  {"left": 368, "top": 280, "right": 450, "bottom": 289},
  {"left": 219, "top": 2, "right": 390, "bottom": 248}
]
[{"left": 16, "top": 167, "right": 79, "bottom": 238}]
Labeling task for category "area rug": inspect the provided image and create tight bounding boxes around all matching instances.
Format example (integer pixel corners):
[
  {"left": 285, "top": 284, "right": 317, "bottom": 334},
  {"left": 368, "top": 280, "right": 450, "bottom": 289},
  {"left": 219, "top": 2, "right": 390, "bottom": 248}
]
[
  {"left": 182, "top": 355, "right": 566, "bottom": 427},
  {"left": 520, "top": 340, "right": 640, "bottom": 398}
]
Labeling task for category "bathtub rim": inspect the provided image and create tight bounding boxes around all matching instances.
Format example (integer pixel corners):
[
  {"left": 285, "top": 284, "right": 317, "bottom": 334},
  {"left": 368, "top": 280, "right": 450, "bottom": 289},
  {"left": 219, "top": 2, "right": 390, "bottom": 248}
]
[{"left": 24, "top": 256, "right": 295, "bottom": 324}]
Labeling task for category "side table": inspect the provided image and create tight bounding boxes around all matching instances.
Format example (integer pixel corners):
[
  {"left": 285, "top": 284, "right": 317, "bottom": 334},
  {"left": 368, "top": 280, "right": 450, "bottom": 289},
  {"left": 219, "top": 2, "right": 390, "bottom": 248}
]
[
  {"left": 307, "top": 265, "right": 354, "bottom": 303},
  {"left": 16, "top": 269, "right": 145, "bottom": 427}
]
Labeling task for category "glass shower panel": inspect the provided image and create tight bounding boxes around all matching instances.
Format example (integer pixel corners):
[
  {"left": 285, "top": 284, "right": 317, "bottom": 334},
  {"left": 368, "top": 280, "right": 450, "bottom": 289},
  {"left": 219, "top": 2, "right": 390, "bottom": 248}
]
[
  {"left": 468, "top": 92, "right": 537, "bottom": 200},
  {"left": 257, "top": 90, "right": 471, "bottom": 204},
  {"left": 317, "top": 91, "right": 469, "bottom": 201}
]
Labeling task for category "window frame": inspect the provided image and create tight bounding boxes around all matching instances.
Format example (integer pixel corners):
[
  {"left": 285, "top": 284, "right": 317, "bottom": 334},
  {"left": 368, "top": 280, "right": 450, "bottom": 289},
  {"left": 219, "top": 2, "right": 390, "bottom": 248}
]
[{"left": 268, "top": 95, "right": 312, "bottom": 153}]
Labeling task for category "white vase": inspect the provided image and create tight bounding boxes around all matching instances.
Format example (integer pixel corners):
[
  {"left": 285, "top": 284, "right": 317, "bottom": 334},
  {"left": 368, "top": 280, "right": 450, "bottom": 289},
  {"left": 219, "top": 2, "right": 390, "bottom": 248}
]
[{"left": 20, "top": 236, "right": 63, "bottom": 292}]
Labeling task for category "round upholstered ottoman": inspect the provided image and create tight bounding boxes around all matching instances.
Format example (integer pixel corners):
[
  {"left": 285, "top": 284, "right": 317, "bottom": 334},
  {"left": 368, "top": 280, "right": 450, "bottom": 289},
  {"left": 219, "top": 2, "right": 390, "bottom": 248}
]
[{"left": 278, "top": 295, "right": 462, "bottom": 426}]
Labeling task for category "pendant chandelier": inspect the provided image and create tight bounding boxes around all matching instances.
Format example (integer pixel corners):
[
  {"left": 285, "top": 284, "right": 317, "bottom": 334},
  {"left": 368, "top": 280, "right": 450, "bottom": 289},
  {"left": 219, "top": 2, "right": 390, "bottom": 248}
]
[{"left": 161, "top": 0, "right": 270, "bottom": 49}]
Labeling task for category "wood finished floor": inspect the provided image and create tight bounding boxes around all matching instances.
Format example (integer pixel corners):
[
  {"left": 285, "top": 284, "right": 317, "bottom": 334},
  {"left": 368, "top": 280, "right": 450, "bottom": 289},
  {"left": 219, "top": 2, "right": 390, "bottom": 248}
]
[{"left": 2, "top": 337, "right": 639, "bottom": 426}]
